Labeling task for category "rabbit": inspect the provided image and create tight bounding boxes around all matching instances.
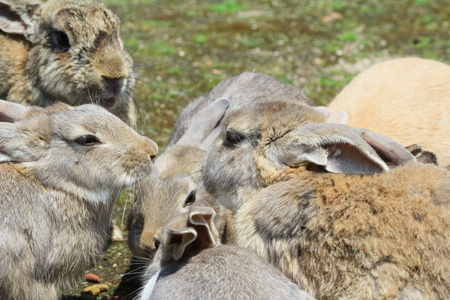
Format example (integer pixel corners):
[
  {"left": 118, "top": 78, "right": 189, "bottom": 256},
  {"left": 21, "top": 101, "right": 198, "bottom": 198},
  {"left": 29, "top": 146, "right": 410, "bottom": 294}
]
[
  {"left": 169, "top": 71, "right": 316, "bottom": 145},
  {"left": 128, "top": 70, "right": 324, "bottom": 259},
  {"left": 202, "top": 100, "right": 450, "bottom": 299},
  {"left": 327, "top": 57, "right": 450, "bottom": 166},
  {"left": 122, "top": 73, "right": 340, "bottom": 297},
  {"left": 0, "top": 100, "right": 157, "bottom": 300},
  {"left": 118, "top": 99, "right": 232, "bottom": 297},
  {"left": 0, "top": 0, "right": 136, "bottom": 125},
  {"left": 138, "top": 205, "right": 315, "bottom": 300},
  {"left": 129, "top": 71, "right": 334, "bottom": 258}
]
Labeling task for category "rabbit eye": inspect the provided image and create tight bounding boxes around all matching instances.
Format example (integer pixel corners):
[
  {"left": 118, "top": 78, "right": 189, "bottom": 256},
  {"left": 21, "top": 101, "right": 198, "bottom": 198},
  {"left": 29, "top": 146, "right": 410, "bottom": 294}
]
[
  {"left": 74, "top": 135, "right": 101, "bottom": 146},
  {"left": 50, "top": 31, "right": 71, "bottom": 52},
  {"left": 224, "top": 129, "right": 245, "bottom": 147},
  {"left": 184, "top": 190, "right": 196, "bottom": 207}
]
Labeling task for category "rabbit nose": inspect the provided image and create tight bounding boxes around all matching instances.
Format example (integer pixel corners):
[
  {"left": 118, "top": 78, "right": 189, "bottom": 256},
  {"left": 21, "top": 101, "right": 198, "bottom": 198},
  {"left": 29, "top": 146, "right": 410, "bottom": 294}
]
[
  {"left": 140, "top": 231, "right": 157, "bottom": 252},
  {"left": 144, "top": 137, "right": 158, "bottom": 160},
  {"left": 102, "top": 75, "right": 125, "bottom": 96}
]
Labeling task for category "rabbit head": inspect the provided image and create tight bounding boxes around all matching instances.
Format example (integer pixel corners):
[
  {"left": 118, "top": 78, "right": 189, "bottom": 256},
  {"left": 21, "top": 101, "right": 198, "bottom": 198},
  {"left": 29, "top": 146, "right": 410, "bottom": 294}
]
[
  {"left": 0, "top": 0, "right": 135, "bottom": 124},
  {"left": 0, "top": 99, "right": 157, "bottom": 204},
  {"left": 203, "top": 101, "right": 415, "bottom": 210},
  {"left": 128, "top": 99, "right": 229, "bottom": 260}
]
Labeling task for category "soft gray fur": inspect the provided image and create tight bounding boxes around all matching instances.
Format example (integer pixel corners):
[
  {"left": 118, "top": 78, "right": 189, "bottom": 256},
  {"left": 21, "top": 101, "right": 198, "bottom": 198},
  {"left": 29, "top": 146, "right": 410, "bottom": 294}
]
[
  {"left": 145, "top": 245, "right": 314, "bottom": 300},
  {"left": 170, "top": 72, "right": 314, "bottom": 144},
  {"left": 138, "top": 205, "right": 314, "bottom": 300},
  {"left": 0, "top": 100, "right": 157, "bottom": 300}
]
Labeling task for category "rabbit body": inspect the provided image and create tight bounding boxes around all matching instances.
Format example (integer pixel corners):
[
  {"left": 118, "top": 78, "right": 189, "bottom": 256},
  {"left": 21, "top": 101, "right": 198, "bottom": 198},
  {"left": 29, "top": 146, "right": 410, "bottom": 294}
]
[
  {"left": 129, "top": 68, "right": 317, "bottom": 262},
  {"left": 0, "top": 101, "right": 157, "bottom": 300},
  {"left": 143, "top": 244, "right": 314, "bottom": 300},
  {"left": 130, "top": 71, "right": 317, "bottom": 257},
  {"left": 235, "top": 163, "right": 449, "bottom": 299},
  {"left": 138, "top": 206, "right": 313, "bottom": 300},
  {"left": 202, "top": 101, "right": 449, "bottom": 299},
  {"left": 0, "top": 0, "right": 136, "bottom": 124},
  {"left": 328, "top": 57, "right": 450, "bottom": 165}
]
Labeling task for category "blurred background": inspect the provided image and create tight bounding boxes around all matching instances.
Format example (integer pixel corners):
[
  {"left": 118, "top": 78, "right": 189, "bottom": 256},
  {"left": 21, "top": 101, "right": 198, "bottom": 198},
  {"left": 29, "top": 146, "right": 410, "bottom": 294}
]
[{"left": 65, "top": 0, "right": 449, "bottom": 297}]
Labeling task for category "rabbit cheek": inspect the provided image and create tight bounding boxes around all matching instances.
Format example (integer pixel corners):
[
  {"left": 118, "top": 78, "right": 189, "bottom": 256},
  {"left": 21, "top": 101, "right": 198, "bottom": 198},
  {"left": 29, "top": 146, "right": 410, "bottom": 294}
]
[{"left": 203, "top": 146, "right": 254, "bottom": 210}]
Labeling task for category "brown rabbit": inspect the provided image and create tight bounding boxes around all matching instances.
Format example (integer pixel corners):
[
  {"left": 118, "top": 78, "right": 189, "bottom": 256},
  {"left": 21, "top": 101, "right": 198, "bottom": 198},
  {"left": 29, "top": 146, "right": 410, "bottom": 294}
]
[
  {"left": 0, "top": 100, "right": 157, "bottom": 300},
  {"left": 0, "top": 0, "right": 136, "bottom": 125},
  {"left": 202, "top": 101, "right": 449, "bottom": 299},
  {"left": 138, "top": 205, "right": 314, "bottom": 300},
  {"left": 328, "top": 57, "right": 450, "bottom": 166}
]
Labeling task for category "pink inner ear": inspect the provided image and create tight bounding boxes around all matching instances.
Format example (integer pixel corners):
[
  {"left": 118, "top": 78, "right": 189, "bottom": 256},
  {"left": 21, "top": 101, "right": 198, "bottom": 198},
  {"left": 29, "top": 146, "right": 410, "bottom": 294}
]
[{"left": 0, "top": 100, "right": 28, "bottom": 123}]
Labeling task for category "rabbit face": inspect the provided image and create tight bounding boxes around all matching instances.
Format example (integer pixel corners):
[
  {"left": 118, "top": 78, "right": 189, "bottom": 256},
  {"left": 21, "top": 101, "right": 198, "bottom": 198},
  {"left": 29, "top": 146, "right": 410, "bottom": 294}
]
[
  {"left": 203, "top": 102, "right": 333, "bottom": 210},
  {"left": 128, "top": 173, "right": 198, "bottom": 260},
  {"left": 0, "top": 102, "right": 157, "bottom": 204},
  {"left": 29, "top": 0, "right": 134, "bottom": 113}
]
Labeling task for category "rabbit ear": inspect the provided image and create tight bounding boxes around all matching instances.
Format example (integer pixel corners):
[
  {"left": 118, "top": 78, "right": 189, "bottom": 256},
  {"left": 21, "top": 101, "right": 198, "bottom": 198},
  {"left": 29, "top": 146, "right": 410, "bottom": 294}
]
[
  {"left": 165, "top": 217, "right": 198, "bottom": 261},
  {"left": 0, "top": 0, "right": 39, "bottom": 38},
  {"left": 272, "top": 123, "right": 415, "bottom": 174},
  {"left": 0, "top": 100, "right": 30, "bottom": 123},
  {"left": 188, "top": 206, "right": 218, "bottom": 248},
  {"left": 0, "top": 101, "right": 48, "bottom": 163},
  {"left": 177, "top": 98, "right": 230, "bottom": 146},
  {"left": 313, "top": 106, "right": 348, "bottom": 124}
]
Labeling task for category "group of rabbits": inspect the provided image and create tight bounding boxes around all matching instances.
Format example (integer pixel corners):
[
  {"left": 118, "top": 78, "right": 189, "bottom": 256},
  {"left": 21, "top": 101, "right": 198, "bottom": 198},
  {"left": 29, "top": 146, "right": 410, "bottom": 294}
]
[{"left": 0, "top": 0, "right": 449, "bottom": 299}]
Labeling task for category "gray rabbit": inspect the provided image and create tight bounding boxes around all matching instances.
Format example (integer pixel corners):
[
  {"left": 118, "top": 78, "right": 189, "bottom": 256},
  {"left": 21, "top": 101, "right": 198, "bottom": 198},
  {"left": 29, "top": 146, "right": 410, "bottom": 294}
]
[
  {"left": 202, "top": 101, "right": 449, "bottom": 299},
  {"left": 170, "top": 71, "right": 316, "bottom": 144},
  {"left": 0, "top": 100, "right": 157, "bottom": 300},
  {"left": 0, "top": 0, "right": 136, "bottom": 124},
  {"left": 137, "top": 199, "right": 314, "bottom": 300}
]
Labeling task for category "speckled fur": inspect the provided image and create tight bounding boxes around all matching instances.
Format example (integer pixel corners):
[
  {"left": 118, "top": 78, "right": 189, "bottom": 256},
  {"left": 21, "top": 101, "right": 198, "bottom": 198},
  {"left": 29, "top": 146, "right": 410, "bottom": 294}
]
[
  {"left": 0, "top": 0, "right": 135, "bottom": 124},
  {"left": 235, "top": 163, "right": 449, "bottom": 299},
  {"left": 0, "top": 101, "right": 157, "bottom": 300},
  {"left": 203, "top": 101, "right": 449, "bottom": 299}
]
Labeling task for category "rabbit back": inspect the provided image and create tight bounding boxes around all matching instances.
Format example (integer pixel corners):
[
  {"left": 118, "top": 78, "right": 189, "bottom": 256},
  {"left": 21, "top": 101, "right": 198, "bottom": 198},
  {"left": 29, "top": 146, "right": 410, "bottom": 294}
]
[
  {"left": 328, "top": 57, "right": 450, "bottom": 166},
  {"left": 235, "top": 163, "right": 450, "bottom": 299}
]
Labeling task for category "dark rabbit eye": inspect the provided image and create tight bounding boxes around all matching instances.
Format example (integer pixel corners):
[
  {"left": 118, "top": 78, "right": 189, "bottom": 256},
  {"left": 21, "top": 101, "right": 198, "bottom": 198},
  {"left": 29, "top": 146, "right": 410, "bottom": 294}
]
[
  {"left": 224, "top": 129, "right": 245, "bottom": 147},
  {"left": 184, "top": 190, "right": 196, "bottom": 207},
  {"left": 50, "top": 31, "right": 71, "bottom": 52},
  {"left": 74, "top": 135, "right": 101, "bottom": 146}
]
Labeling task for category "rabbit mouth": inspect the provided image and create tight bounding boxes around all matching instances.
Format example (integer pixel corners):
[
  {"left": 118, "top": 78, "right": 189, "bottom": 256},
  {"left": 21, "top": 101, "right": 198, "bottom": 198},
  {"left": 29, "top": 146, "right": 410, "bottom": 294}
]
[{"left": 101, "top": 96, "right": 117, "bottom": 108}]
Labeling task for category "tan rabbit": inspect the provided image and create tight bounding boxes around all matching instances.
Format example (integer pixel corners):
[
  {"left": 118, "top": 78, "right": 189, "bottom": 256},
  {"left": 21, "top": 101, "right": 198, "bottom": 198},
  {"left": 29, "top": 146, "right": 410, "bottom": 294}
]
[
  {"left": 0, "top": 0, "right": 136, "bottom": 125},
  {"left": 138, "top": 205, "right": 314, "bottom": 300},
  {"left": 202, "top": 101, "right": 449, "bottom": 299},
  {"left": 0, "top": 100, "right": 157, "bottom": 300},
  {"left": 328, "top": 57, "right": 450, "bottom": 165}
]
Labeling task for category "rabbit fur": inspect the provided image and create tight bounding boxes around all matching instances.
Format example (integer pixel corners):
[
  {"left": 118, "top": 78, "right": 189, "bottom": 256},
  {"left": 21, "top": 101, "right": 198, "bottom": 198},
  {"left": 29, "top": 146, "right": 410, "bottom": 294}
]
[
  {"left": 0, "top": 0, "right": 136, "bottom": 125},
  {"left": 0, "top": 100, "right": 157, "bottom": 300},
  {"left": 127, "top": 99, "right": 232, "bottom": 265},
  {"left": 129, "top": 70, "right": 321, "bottom": 262},
  {"left": 328, "top": 57, "right": 450, "bottom": 166},
  {"left": 138, "top": 205, "right": 314, "bottom": 300},
  {"left": 169, "top": 71, "right": 315, "bottom": 145},
  {"left": 202, "top": 101, "right": 449, "bottom": 299}
]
